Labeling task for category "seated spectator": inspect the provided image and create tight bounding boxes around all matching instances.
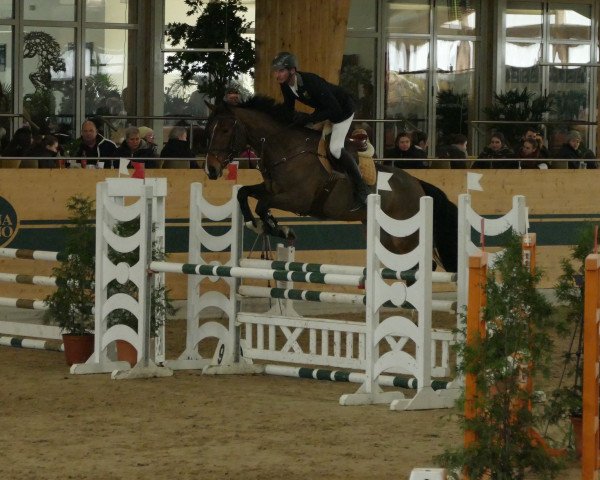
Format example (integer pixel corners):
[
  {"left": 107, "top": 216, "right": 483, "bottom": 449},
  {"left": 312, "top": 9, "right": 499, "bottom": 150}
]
[
  {"left": 437, "top": 133, "right": 469, "bottom": 169},
  {"left": 384, "top": 131, "right": 428, "bottom": 169},
  {"left": 522, "top": 127, "right": 550, "bottom": 158},
  {"left": 472, "top": 132, "right": 516, "bottom": 168},
  {"left": 555, "top": 130, "right": 598, "bottom": 169},
  {"left": 138, "top": 126, "right": 159, "bottom": 157},
  {"left": 161, "top": 126, "right": 195, "bottom": 169},
  {"left": 517, "top": 138, "right": 548, "bottom": 169},
  {"left": 116, "top": 126, "right": 159, "bottom": 168},
  {"left": 2, "top": 126, "right": 33, "bottom": 159},
  {"left": 74, "top": 119, "right": 118, "bottom": 168},
  {"left": 28, "top": 135, "right": 60, "bottom": 168},
  {"left": 411, "top": 130, "right": 428, "bottom": 155},
  {"left": 224, "top": 86, "right": 242, "bottom": 105}
]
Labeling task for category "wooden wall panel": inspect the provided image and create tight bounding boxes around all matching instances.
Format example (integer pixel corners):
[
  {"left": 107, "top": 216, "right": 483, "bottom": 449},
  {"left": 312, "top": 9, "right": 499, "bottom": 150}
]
[{"left": 254, "top": 0, "right": 351, "bottom": 100}]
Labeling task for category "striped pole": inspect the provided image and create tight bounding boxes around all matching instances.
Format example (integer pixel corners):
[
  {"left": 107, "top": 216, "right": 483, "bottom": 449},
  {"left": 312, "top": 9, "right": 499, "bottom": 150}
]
[
  {"left": 0, "top": 336, "right": 64, "bottom": 352},
  {"left": 0, "top": 296, "right": 49, "bottom": 310},
  {"left": 239, "top": 258, "right": 457, "bottom": 284},
  {"left": 0, "top": 248, "right": 67, "bottom": 262},
  {"left": 263, "top": 364, "right": 449, "bottom": 390},
  {"left": 238, "top": 285, "right": 457, "bottom": 313},
  {"left": 150, "top": 261, "right": 364, "bottom": 287},
  {"left": 0, "top": 273, "right": 57, "bottom": 287}
]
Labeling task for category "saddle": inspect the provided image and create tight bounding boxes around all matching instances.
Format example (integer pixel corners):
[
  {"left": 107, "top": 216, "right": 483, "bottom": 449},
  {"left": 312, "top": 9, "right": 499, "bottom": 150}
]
[{"left": 314, "top": 122, "right": 377, "bottom": 186}]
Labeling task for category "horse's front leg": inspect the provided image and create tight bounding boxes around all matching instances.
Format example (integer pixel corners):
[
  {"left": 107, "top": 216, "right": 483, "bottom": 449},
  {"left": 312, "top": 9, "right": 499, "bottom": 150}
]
[
  {"left": 237, "top": 183, "right": 267, "bottom": 231},
  {"left": 255, "top": 198, "right": 296, "bottom": 243}
]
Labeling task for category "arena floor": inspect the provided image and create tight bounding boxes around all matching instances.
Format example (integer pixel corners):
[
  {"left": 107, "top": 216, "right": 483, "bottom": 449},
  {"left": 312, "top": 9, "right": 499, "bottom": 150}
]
[{"left": 1, "top": 305, "right": 582, "bottom": 480}]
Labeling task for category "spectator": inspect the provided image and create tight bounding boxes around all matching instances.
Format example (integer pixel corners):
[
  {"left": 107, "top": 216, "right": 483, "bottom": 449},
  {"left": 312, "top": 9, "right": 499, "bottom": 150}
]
[
  {"left": 138, "top": 126, "right": 159, "bottom": 157},
  {"left": 384, "top": 131, "right": 428, "bottom": 169},
  {"left": 2, "top": 126, "right": 33, "bottom": 159},
  {"left": 224, "top": 86, "right": 242, "bottom": 105},
  {"left": 437, "top": 133, "right": 469, "bottom": 169},
  {"left": 116, "top": 126, "right": 159, "bottom": 168},
  {"left": 28, "top": 135, "right": 60, "bottom": 168},
  {"left": 74, "top": 119, "right": 118, "bottom": 168},
  {"left": 472, "top": 132, "right": 516, "bottom": 168},
  {"left": 556, "top": 130, "right": 597, "bottom": 169},
  {"left": 411, "top": 130, "right": 428, "bottom": 155},
  {"left": 161, "top": 126, "right": 195, "bottom": 169},
  {"left": 522, "top": 127, "right": 550, "bottom": 158},
  {"left": 517, "top": 138, "right": 548, "bottom": 169}
]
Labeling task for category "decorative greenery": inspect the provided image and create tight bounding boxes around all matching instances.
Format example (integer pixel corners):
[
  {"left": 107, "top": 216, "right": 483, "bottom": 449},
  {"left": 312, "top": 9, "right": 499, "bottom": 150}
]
[
  {"left": 44, "top": 196, "right": 95, "bottom": 336},
  {"left": 164, "top": 0, "right": 255, "bottom": 101},
  {"left": 439, "top": 232, "right": 564, "bottom": 479},
  {"left": 545, "top": 225, "right": 595, "bottom": 427},
  {"left": 483, "top": 88, "right": 554, "bottom": 149},
  {"left": 106, "top": 219, "right": 178, "bottom": 337},
  {"left": 436, "top": 89, "right": 469, "bottom": 138}
]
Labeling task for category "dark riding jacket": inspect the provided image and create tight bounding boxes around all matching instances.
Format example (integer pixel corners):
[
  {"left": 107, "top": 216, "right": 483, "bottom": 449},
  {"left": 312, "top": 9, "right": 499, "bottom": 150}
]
[{"left": 280, "top": 71, "right": 354, "bottom": 124}]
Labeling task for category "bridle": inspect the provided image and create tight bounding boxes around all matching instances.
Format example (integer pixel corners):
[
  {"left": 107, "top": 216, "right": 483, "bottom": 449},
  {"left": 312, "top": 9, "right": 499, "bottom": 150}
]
[{"left": 205, "top": 116, "right": 246, "bottom": 172}]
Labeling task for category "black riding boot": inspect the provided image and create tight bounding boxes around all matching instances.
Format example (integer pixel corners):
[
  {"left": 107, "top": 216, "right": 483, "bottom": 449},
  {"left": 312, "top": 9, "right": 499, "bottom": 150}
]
[{"left": 337, "top": 148, "right": 369, "bottom": 211}]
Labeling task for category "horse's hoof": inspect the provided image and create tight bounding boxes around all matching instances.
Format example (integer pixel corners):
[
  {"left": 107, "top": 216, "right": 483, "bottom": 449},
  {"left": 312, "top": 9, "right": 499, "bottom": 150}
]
[
  {"left": 245, "top": 220, "right": 263, "bottom": 235},
  {"left": 282, "top": 227, "right": 296, "bottom": 244}
]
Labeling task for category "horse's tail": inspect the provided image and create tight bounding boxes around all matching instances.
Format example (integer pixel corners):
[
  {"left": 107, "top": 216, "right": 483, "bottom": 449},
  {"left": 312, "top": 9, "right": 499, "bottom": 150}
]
[{"left": 418, "top": 179, "right": 458, "bottom": 273}]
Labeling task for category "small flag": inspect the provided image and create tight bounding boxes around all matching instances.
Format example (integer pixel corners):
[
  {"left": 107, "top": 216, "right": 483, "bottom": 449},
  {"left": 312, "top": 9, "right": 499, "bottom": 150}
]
[
  {"left": 376, "top": 171, "right": 393, "bottom": 191},
  {"left": 227, "top": 161, "right": 239, "bottom": 181},
  {"left": 467, "top": 172, "right": 483, "bottom": 192},
  {"left": 131, "top": 161, "right": 145, "bottom": 179},
  {"left": 118, "top": 158, "right": 130, "bottom": 176}
]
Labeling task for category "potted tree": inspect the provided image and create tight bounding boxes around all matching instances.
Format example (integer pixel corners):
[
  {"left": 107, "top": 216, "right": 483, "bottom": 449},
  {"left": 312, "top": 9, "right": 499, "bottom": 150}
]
[
  {"left": 106, "top": 218, "right": 177, "bottom": 367},
  {"left": 544, "top": 225, "right": 594, "bottom": 458},
  {"left": 44, "top": 196, "right": 96, "bottom": 366},
  {"left": 439, "top": 233, "right": 565, "bottom": 479}
]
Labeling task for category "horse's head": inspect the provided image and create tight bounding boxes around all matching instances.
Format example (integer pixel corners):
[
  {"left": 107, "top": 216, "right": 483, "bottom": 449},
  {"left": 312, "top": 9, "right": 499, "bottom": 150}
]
[{"left": 205, "top": 103, "right": 248, "bottom": 179}]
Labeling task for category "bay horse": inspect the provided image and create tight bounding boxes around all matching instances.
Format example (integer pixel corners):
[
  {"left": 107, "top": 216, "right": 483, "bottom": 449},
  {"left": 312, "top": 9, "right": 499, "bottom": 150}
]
[{"left": 205, "top": 96, "right": 458, "bottom": 273}]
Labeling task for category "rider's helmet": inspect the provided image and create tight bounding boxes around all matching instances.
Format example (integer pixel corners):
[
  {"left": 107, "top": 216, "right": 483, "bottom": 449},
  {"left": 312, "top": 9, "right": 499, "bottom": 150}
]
[{"left": 271, "top": 52, "right": 298, "bottom": 71}]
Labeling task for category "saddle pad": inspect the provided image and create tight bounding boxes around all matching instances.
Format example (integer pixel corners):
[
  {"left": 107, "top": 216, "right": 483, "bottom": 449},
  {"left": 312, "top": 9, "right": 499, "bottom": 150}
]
[
  {"left": 317, "top": 139, "right": 333, "bottom": 174},
  {"left": 359, "top": 154, "right": 377, "bottom": 186}
]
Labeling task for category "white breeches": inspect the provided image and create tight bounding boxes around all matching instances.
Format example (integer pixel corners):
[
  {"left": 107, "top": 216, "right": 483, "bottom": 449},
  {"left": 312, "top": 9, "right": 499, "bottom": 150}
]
[{"left": 329, "top": 114, "right": 354, "bottom": 159}]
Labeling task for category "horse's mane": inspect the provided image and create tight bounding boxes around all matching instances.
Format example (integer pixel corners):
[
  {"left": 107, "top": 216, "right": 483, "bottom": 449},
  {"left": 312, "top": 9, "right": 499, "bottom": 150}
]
[{"left": 239, "top": 95, "right": 292, "bottom": 125}]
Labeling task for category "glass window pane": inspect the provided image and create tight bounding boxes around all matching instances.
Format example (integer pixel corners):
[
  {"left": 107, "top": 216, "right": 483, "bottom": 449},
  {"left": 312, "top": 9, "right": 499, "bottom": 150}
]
[
  {"left": 548, "top": 67, "right": 590, "bottom": 121},
  {"left": 85, "top": 29, "right": 136, "bottom": 123},
  {"left": 0, "top": 26, "right": 12, "bottom": 138},
  {"left": 506, "top": 2, "right": 542, "bottom": 39},
  {"left": 23, "top": 27, "right": 75, "bottom": 136},
  {"left": 386, "top": 0, "right": 430, "bottom": 34},
  {"left": 348, "top": 0, "right": 377, "bottom": 32},
  {"left": 24, "top": 0, "right": 75, "bottom": 21},
  {"left": 549, "top": 4, "right": 591, "bottom": 41},
  {"left": 385, "top": 38, "right": 429, "bottom": 145},
  {"left": 550, "top": 43, "right": 591, "bottom": 64},
  {"left": 165, "top": 0, "right": 199, "bottom": 25},
  {"left": 343, "top": 38, "right": 376, "bottom": 120},
  {"left": 0, "top": 0, "right": 12, "bottom": 19},
  {"left": 86, "top": 0, "right": 138, "bottom": 23},
  {"left": 435, "top": 0, "right": 479, "bottom": 36},
  {"left": 436, "top": 40, "right": 475, "bottom": 141},
  {"left": 504, "top": 42, "right": 541, "bottom": 92}
]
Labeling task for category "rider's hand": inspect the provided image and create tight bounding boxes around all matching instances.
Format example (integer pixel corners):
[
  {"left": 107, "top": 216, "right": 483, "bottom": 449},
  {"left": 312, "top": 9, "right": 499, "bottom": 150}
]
[{"left": 291, "top": 112, "right": 311, "bottom": 127}]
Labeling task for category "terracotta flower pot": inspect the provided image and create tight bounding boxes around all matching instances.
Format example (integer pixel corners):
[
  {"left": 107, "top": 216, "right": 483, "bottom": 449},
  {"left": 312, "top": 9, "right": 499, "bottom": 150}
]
[
  {"left": 116, "top": 340, "right": 138, "bottom": 367},
  {"left": 62, "top": 333, "right": 94, "bottom": 366}
]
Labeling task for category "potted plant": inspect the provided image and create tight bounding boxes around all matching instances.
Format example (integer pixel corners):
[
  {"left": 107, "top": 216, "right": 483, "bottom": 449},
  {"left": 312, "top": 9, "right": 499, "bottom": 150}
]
[
  {"left": 44, "top": 196, "right": 96, "bottom": 366},
  {"left": 439, "top": 232, "right": 565, "bottom": 479},
  {"left": 106, "top": 218, "right": 178, "bottom": 367},
  {"left": 544, "top": 225, "right": 594, "bottom": 457}
]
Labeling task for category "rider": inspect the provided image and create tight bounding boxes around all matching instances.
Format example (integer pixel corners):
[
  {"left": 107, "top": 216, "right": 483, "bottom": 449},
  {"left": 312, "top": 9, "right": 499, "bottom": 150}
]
[{"left": 271, "top": 51, "right": 370, "bottom": 211}]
